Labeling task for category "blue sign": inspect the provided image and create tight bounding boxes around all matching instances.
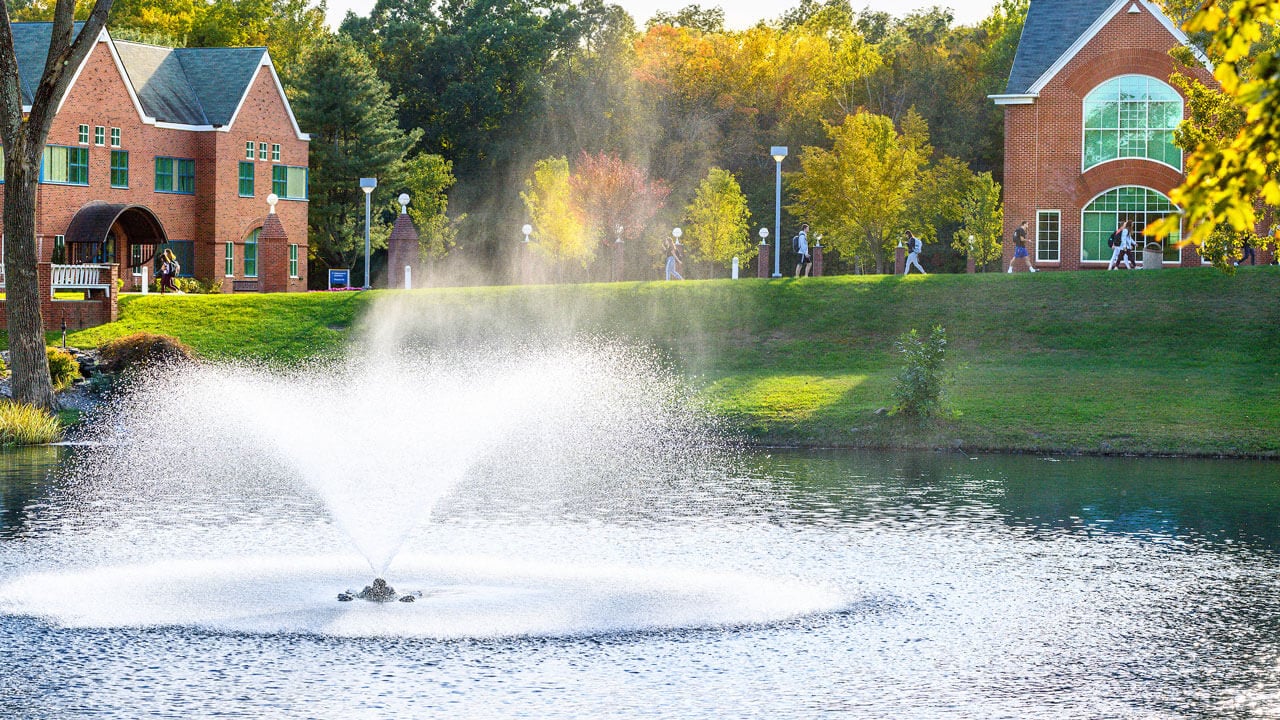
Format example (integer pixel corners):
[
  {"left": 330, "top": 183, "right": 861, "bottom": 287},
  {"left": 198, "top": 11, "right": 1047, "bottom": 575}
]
[{"left": 328, "top": 268, "right": 350, "bottom": 290}]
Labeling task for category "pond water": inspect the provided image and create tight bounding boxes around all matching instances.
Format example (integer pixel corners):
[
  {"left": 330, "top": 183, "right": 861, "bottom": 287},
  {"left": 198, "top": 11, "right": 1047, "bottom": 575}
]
[{"left": 1, "top": 446, "right": 1278, "bottom": 719}]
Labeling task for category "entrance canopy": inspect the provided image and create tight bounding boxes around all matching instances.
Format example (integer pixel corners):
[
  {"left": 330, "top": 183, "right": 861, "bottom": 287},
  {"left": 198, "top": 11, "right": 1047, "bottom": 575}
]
[
  {"left": 64, "top": 202, "right": 168, "bottom": 268},
  {"left": 65, "top": 202, "right": 167, "bottom": 248}
]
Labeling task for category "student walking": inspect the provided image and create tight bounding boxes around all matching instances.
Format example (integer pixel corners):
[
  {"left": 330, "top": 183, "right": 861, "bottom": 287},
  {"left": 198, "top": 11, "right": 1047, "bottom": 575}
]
[
  {"left": 159, "top": 249, "right": 181, "bottom": 292},
  {"left": 1008, "top": 220, "right": 1037, "bottom": 273},
  {"left": 1121, "top": 225, "right": 1138, "bottom": 268},
  {"left": 794, "top": 223, "right": 811, "bottom": 277},
  {"left": 1236, "top": 238, "right": 1256, "bottom": 266},
  {"left": 903, "top": 231, "right": 926, "bottom": 275},
  {"left": 1107, "top": 220, "right": 1133, "bottom": 270},
  {"left": 663, "top": 236, "right": 684, "bottom": 280}
]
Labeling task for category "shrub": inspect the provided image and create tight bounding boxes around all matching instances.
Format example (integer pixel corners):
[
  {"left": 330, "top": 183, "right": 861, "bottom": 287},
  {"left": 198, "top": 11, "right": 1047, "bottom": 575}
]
[
  {"left": 0, "top": 401, "right": 63, "bottom": 445},
  {"left": 46, "top": 346, "right": 83, "bottom": 391},
  {"left": 0, "top": 355, "right": 9, "bottom": 379},
  {"left": 891, "top": 325, "right": 950, "bottom": 420},
  {"left": 151, "top": 277, "right": 223, "bottom": 294},
  {"left": 98, "top": 332, "right": 196, "bottom": 374}
]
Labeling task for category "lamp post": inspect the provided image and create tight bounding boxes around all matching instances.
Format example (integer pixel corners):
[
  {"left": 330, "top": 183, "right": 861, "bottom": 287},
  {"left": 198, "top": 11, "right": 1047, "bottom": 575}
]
[
  {"left": 360, "top": 177, "right": 377, "bottom": 289},
  {"left": 770, "top": 146, "right": 787, "bottom": 278},
  {"left": 758, "top": 227, "right": 769, "bottom": 279},
  {"left": 614, "top": 225, "right": 624, "bottom": 282},
  {"left": 522, "top": 224, "right": 532, "bottom": 243}
]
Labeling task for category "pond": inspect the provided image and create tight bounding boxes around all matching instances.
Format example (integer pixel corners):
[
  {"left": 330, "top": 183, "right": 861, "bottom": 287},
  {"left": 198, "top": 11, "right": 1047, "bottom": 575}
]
[{"left": 1, "top": 445, "right": 1277, "bottom": 719}]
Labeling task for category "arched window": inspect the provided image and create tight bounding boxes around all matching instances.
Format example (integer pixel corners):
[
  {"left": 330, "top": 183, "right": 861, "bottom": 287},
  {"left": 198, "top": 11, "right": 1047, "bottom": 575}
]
[
  {"left": 1081, "top": 186, "right": 1181, "bottom": 264},
  {"left": 244, "top": 228, "right": 259, "bottom": 278},
  {"left": 1083, "top": 75, "right": 1183, "bottom": 170}
]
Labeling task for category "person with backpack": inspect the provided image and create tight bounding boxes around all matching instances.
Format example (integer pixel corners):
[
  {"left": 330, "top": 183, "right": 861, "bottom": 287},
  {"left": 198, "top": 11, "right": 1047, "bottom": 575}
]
[
  {"left": 160, "top": 249, "right": 181, "bottom": 292},
  {"left": 1106, "top": 220, "right": 1132, "bottom": 270},
  {"left": 1008, "top": 220, "right": 1037, "bottom": 273},
  {"left": 903, "top": 231, "right": 926, "bottom": 275},
  {"left": 793, "top": 223, "right": 811, "bottom": 277}
]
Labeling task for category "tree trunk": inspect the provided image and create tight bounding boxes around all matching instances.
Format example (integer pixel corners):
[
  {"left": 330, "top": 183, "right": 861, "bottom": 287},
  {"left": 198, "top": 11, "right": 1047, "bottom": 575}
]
[{"left": 2, "top": 157, "right": 56, "bottom": 410}]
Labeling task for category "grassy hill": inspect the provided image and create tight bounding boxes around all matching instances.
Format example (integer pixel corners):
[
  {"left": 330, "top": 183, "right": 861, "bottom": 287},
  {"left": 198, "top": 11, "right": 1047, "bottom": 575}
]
[{"left": 56, "top": 267, "right": 1280, "bottom": 456}]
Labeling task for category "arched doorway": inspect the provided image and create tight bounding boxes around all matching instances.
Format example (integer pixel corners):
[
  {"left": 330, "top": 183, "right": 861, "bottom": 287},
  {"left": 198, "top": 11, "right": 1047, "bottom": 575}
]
[{"left": 63, "top": 202, "right": 168, "bottom": 270}]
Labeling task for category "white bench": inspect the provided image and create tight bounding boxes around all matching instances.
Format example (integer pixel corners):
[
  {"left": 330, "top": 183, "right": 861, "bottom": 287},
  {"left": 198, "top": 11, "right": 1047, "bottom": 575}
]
[{"left": 51, "top": 264, "right": 112, "bottom": 298}]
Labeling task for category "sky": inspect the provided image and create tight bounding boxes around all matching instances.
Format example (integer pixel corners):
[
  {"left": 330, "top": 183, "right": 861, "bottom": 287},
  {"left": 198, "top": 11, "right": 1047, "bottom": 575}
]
[{"left": 324, "top": 0, "right": 1000, "bottom": 30}]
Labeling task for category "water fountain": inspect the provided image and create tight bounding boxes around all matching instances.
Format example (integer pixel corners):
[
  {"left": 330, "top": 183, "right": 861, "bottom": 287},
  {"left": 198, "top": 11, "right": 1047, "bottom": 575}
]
[{"left": 0, "top": 330, "right": 844, "bottom": 639}]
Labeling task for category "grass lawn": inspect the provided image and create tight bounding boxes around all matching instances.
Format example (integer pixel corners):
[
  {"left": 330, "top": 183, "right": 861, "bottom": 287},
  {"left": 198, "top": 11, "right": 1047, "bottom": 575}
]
[{"left": 12, "top": 267, "right": 1277, "bottom": 456}]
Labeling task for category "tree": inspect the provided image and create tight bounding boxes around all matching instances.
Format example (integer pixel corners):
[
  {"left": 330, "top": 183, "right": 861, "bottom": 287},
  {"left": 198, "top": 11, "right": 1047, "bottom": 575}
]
[
  {"left": 949, "top": 170, "right": 1003, "bottom": 267},
  {"left": 1150, "top": 0, "right": 1280, "bottom": 253},
  {"left": 647, "top": 4, "right": 724, "bottom": 32},
  {"left": 569, "top": 151, "right": 669, "bottom": 250},
  {"left": 521, "top": 156, "right": 591, "bottom": 271},
  {"left": 1, "top": 0, "right": 114, "bottom": 409},
  {"left": 788, "top": 110, "right": 932, "bottom": 273},
  {"left": 683, "top": 167, "right": 752, "bottom": 271},
  {"left": 390, "top": 152, "right": 459, "bottom": 263},
  {"left": 107, "top": 0, "right": 204, "bottom": 45},
  {"left": 291, "top": 37, "right": 421, "bottom": 274},
  {"left": 192, "top": 0, "right": 329, "bottom": 84}
]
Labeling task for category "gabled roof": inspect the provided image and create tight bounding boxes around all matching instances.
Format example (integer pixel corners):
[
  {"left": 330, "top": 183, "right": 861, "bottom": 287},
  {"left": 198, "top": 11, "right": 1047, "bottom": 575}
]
[
  {"left": 12, "top": 21, "right": 86, "bottom": 105},
  {"left": 11, "top": 22, "right": 306, "bottom": 138},
  {"left": 175, "top": 47, "right": 269, "bottom": 127},
  {"left": 1005, "top": 0, "right": 1117, "bottom": 94},
  {"left": 112, "top": 41, "right": 211, "bottom": 126},
  {"left": 998, "top": 0, "right": 1209, "bottom": 102}
]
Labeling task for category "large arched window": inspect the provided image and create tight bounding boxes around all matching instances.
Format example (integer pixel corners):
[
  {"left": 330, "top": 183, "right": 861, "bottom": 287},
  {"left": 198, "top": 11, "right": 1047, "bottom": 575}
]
[
  {"left": 1081, "top": 186, "right": 1181, "bottom": 264},
  {"left": 1083, "top": 75, "right": 1183, "bottom": 170}
]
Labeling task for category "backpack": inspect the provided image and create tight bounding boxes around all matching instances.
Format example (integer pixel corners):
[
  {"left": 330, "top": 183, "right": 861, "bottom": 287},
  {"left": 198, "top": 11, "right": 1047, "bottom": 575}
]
[
  {"left": 791, "top": 234, "right": 800, "bottom": 253},
  {"left": 1108, "top": 231, "right": 1121, "bottom": 248}
]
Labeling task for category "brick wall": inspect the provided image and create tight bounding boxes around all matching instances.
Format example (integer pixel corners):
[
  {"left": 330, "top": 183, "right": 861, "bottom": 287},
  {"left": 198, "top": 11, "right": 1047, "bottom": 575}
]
[
  {"left": 0, "top": 263, "right": 119, "bottom": 330},
  {"left": 1000, "top": 4, "right": 1269, "bottom": 270},
  {"left": 0, "top": 34, "right": 309, "bottom": 305}
]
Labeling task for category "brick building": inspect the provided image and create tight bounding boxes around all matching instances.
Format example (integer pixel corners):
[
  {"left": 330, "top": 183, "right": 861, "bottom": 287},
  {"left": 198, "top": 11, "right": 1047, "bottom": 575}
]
[
  {"left": 990, "top": 0, "right": 1266, "bottom": 270},
  {"left": 2, "top": 22, "right": 309, "bottom": 294}
]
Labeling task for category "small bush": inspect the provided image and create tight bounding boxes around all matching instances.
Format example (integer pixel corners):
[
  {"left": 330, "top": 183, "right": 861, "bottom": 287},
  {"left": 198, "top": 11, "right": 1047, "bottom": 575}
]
[
  {"left": 892, "top": 325, "right": 950, "bottom": 420},
  {"left": 46, "top": 346, "right": 83, "bottom": 391},
  {"left": 0, "top": 355, "right": 9, "bottom": 379},
  {"left": 98, "top": 332, "right": 196, "bottom": 374},
  {"left": 151, "top": 277, "right": 222, "bottom": 294},
  {"left": 0, "top": 401, "right": 63, "bottom": 445}
]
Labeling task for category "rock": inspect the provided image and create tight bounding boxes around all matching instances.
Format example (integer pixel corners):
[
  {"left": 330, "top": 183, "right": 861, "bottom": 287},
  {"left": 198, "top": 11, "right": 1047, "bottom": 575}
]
[
  {"left": 398, "top": 595, "right": 415, "bottom": 603},
  {"left": 337, "top": 592, "right": 354, "bottom": 602},
  {"left": 873, "top": 407, "right": 888, "bottom": 416},
  {"left": 356, "top": 578, "right": 399, "bottom": 602}
]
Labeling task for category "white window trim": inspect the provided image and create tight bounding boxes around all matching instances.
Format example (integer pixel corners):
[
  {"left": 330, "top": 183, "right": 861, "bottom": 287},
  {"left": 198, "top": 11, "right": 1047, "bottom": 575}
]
[
  {"left": 225, "top": 241, "right": 235, "bottom": 277},
  {"left": 1080, "top": 74, "right": 1184, "bottom": 174},
  {"left": 1078, "top": 185, "right": 1183, "bottom": 265},
  {"left": 289, "top": 243, "right": 299, "bottom": 278},
  {"left": 110, "top": 127, "right": 121, "bottom": 147},
  {"left": 1035, "top": 210, "right": 1062, "bottom": 263}
]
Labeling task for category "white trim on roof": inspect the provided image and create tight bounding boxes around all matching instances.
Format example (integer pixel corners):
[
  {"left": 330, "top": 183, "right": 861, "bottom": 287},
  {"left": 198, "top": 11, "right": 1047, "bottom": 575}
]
[
  {"left": 97, "top": 28, "right": 163, "bottom": 128},
  {"left": 989, "top": 93, "right": 1039, "bottom": 105},
  {"left": 221, "top": 52, "right": 310, "bottom": 142},
  {"left": 55, "top": 27, "right": 113, "bottom": 115},
  {"left": 1025, "top": 0, "right": 1212, "bottom": 96}
]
